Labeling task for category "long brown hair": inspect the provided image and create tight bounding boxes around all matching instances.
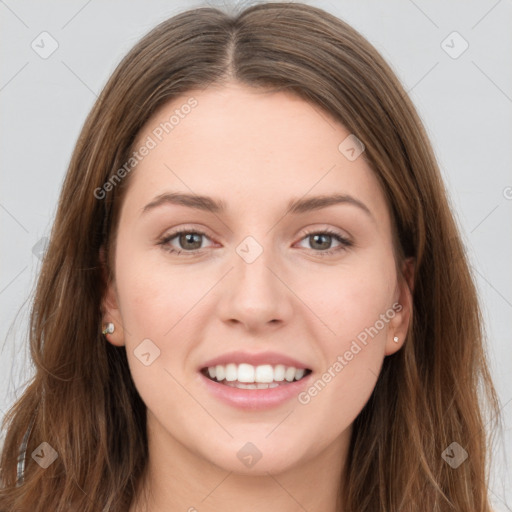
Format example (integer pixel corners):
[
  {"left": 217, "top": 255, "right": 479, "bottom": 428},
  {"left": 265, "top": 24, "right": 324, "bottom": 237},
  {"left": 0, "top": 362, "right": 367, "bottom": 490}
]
[{"left": 0, "top": 3, "right": 501, "bottom": 510}]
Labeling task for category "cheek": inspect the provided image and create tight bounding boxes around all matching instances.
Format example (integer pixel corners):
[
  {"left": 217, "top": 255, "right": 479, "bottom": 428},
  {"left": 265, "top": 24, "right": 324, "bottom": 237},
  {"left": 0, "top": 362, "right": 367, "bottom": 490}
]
[
  {"left": 113, "top": 251, "right": 199, "bottom": 416},
  {"left": 115, "top": 239, "right": 208, "bottom": 337},
  {"left": 296, "top": 252, "right": 395, "bottom": 400},
  {"left": 112, "top": 242, "right": 197, "bottom": 391},
  {"left": 297, "top": 253, "right": 396, "bottom": 343},
  {"left": 296, "top": 265, "right": 395, "bottom": 434}
]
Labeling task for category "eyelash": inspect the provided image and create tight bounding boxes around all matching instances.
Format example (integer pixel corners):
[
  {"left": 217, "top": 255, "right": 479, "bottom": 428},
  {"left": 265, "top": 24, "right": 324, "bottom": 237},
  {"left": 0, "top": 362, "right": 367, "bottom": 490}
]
[{"left": 157, "top": 227, "right": 353, "bottom": 257}]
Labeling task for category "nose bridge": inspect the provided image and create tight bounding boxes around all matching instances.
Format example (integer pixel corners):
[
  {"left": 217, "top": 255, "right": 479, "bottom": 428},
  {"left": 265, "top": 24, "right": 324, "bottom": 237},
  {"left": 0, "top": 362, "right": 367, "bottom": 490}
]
[
  {"left": 233, "top": 233, "right": 280, "bottom": 299},
  {"left": 218, "top": 232, "right": 292, "bottom": 327}
]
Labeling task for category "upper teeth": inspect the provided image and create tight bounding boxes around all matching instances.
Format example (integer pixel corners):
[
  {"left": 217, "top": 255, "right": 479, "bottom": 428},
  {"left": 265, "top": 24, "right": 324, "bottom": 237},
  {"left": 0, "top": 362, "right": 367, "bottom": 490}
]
[{"left": 207, "top": 363, "right": 306, "bottom": 383}]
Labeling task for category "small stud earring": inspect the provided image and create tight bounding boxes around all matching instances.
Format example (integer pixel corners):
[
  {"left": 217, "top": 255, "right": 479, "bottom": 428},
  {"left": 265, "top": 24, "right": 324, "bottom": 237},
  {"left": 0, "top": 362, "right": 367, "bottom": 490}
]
[
  {"left": 393, "top": 336, "right": 399, "bottom": 343},
  {"left": 102, "top": 322, "right": 115, "bottom": 335}
]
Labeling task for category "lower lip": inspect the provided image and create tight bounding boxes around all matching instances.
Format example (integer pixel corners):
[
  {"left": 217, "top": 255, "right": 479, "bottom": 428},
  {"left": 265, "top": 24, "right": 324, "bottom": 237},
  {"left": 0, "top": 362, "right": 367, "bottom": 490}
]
[{"left": 198, "top": 371, "right": 313, "bottom": 410}]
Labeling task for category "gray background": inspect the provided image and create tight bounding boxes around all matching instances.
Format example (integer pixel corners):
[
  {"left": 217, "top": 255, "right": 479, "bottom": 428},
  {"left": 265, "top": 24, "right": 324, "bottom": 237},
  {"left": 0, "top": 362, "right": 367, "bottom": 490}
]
[{"left": 1, "top": 0, "right": 510, "bottom": 508}]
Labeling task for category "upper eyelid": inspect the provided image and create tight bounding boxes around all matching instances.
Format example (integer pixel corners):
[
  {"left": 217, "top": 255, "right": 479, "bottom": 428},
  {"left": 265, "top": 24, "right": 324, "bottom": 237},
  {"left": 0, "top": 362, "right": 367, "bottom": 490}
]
[{"left": 160, "top": 226, "right": 216, "bottom": 244}]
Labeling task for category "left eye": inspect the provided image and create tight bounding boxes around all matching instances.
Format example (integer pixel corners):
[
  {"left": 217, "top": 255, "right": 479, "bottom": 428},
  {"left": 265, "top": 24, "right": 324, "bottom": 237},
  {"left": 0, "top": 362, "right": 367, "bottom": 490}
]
[
  {"left": 296, "top": 230, "right": 351, "bottom": 254},
  {"left": 158, "top": 229, "right": 351, "bottom": 256},
  {"left": 159, "top": 230, "right": 210, "bottom": 254}
]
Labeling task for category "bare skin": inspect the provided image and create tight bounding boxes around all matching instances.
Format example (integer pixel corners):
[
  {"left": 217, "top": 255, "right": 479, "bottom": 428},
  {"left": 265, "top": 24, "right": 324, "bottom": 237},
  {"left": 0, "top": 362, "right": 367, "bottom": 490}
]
[{"left": 100, "top": 82, "right": 413, "bottom": 512}]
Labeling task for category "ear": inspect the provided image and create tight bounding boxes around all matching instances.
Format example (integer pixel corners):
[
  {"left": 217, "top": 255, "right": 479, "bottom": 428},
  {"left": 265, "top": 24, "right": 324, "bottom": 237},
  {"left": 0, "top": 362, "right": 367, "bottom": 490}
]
[
  {"left": 385, "top": 257, "right": 414, "bottom": 356},
  {"left": 99, "top": 245, "right": 125, "bottom": 347}
]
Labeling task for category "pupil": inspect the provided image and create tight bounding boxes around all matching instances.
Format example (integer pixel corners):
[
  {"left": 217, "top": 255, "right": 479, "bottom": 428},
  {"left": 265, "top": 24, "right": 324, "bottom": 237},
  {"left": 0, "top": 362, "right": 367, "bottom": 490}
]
[
  {"left": 181, "top": 233, "right": 201, "bottom": 249},
  {"left": 311, "top": 234, "right": 331, "bottom": 250}
]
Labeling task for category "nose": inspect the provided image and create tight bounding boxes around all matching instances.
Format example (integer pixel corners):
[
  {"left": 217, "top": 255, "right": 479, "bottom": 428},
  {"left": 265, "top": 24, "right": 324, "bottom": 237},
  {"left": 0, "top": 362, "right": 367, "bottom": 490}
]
[{"left": 217, "top": 240, "right": 294, "bottom": 333}]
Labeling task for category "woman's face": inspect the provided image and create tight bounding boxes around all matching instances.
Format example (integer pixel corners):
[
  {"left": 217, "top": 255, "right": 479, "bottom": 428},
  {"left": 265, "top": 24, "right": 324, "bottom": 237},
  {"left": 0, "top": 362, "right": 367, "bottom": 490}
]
[{"left": 102, "top": 82, "right": 412, "bottom": 476}]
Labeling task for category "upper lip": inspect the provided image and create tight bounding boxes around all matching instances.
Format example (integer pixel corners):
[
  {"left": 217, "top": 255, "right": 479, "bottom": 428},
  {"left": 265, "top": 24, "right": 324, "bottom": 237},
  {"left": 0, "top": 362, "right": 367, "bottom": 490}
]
[{"left": 199, "top": 351, "right": 311, "bottom": 371}]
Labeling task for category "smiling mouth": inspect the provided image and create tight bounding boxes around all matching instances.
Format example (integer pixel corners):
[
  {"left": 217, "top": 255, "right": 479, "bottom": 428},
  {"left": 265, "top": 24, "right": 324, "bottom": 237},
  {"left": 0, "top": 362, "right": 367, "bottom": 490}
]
[{"left": 200, "top": 365, "right": 312, "bottom": 389}]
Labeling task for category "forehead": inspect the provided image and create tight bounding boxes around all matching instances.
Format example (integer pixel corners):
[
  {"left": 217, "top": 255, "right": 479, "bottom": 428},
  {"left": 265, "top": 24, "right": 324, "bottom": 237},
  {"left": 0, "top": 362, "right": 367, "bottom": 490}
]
[{"left": 122, "top": 83, "right": 390, "bottom": 228}]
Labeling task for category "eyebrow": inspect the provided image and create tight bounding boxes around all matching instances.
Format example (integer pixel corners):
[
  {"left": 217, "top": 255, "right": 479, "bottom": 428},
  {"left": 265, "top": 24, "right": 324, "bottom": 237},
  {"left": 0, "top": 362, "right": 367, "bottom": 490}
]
[{"left": 141, "top": 191, "right": 374, "bottom": 220}]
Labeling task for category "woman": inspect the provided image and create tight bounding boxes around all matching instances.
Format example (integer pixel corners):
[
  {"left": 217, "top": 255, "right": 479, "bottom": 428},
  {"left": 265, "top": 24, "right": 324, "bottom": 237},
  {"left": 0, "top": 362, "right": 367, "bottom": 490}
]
[{"left": 0, "top": 2, "right": 500, "bottom": 511}]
